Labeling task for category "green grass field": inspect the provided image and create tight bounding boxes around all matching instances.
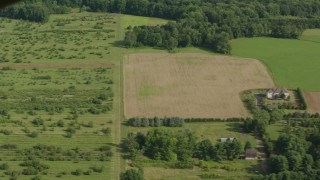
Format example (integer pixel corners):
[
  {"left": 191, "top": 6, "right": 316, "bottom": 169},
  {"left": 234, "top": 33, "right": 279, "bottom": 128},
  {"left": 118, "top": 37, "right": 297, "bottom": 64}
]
[
  {"left": 231, "top": 30, "right": 320, "bottom": 92},
  {"left": 265, "top": 121, "right": 287, "bottom": 141}
]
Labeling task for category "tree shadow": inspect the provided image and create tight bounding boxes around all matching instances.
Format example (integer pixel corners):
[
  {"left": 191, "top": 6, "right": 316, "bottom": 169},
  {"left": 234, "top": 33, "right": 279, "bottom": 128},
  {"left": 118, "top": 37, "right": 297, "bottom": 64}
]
[
  {"left": 109, "top": 40, "right": 126, "bottom": 48},
  {"left": 226, "top": 122, "right": 243, "bottom": 133}
]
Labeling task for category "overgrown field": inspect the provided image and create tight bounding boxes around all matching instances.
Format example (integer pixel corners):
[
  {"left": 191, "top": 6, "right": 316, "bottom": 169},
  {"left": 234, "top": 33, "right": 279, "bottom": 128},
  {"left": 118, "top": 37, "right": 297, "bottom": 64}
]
[
  {"left": 0, "top": 10, "right": 170, "bottom": 179},
  {"left": 231, "top": 30, "right": 320, "bottom": 92},
  {"left": 124, "top": 53, "right": 274, "bottom": 118},
  {"left": 0, "top": 67, "right": 116, "bottom": 180},
  {"left": 0, "top": 12, "right": 124, "bottom": 179}
]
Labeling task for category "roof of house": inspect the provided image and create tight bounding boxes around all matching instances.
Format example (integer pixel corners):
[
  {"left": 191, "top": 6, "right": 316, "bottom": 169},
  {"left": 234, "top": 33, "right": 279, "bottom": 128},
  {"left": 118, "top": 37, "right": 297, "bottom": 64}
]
[
  {"left": 267, "top": 88, "right": 289, "bottom": 94},
  {"left": 220, "top": 137, "right": 235, "bottom": 143},
  {"left": 245, "top": 149, "right": 258, "bottom": 158}
]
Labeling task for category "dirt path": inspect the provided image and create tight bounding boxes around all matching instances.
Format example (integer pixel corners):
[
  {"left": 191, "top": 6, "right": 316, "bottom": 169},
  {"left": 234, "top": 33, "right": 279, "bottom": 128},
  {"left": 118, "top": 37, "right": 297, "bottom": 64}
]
[{"left": 256, "top": 138, "right": 267, "bottom": 173}]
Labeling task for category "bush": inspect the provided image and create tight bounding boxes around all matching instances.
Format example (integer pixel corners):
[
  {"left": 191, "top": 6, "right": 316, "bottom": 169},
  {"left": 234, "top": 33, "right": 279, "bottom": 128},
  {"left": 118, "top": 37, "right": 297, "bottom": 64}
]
[
  {"left": 32, "top": 118, "right": 44, "bottom": 126},
  {"left": 120, "top": 169, "right": 144, "bottom": 180},
  {"left": 57, "top": 120, "right": 64, "bottom": 127},
  {"left": 0, "top": 129, "right": 12, "bottom": 135},
  {"left": 0, "top": 144, "right": 17, "bottom": 150},
  {"left": 72, "top": 169, "right": 82, "bottom": 176},
  {"left": 101, "top": 128, "right": 111, "bottom": 135},
  {"left": 89, "top": 165, "right": 103, "bottom": 173},
  {"left": 0, "top": 163, "right": 9, "bottom": 170},
  {"left": 29, "top": 131, "right": 39, "bottom": 138}
]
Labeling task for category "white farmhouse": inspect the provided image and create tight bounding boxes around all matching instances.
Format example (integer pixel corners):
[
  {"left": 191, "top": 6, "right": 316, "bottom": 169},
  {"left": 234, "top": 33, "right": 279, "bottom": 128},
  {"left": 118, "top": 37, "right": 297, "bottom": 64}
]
[{"left": 266, "top": 88, "right": 290, "bottom": 100}]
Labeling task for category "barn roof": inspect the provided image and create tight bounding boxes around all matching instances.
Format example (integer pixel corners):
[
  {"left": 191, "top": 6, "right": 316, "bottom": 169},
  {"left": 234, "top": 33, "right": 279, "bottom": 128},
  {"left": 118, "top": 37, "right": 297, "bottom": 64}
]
[{"left": 245, "top": 149, "right": 258, "bottom": 158}]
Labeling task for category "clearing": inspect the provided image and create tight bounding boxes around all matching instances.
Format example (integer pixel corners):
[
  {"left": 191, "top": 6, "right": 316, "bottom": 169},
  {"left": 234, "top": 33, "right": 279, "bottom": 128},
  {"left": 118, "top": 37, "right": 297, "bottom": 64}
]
[
  {"left": 124, "top": 53, "right": 274, "bottom": 118},
  {"left": 304, "top": 92, "right": 320, "bottom": 114}
]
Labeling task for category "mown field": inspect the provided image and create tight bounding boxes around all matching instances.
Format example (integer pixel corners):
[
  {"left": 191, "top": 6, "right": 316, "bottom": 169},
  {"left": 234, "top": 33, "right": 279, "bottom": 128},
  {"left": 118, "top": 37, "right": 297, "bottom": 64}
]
[
  {"left": 231, "top": 30, "right": 320, "bottom": 92},
  {"left": 125, "top": 53, "right": 274, "bottom": 118}
]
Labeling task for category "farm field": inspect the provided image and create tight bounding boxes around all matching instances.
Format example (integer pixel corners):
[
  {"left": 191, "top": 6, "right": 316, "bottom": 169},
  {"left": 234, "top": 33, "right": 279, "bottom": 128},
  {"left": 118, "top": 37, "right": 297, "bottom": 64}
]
[
  {"left": 124, "top": 53, "right": 274, "bottom": 118},
  {"left": 231, "top": 30, "right": 320, "bottom": 92},
  {"left": 304, "top": 92, "right": 320, "bottom": 114}
]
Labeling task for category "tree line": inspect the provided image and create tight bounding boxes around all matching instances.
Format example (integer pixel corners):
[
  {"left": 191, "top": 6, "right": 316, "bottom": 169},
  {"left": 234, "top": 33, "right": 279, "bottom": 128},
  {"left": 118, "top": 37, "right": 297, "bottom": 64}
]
[
  {"left": 127, "top": 117, "right": 184, "bottom": 127},
  {"left": 127, "top": 117, "right": 250, "bottom": 127}
]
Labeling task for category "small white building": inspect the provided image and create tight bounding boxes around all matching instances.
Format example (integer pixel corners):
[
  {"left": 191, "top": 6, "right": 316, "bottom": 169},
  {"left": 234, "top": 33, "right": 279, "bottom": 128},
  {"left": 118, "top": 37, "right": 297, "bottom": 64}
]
[
  {"left": 220, "top": 137, "right": 235, "bottom": 143},
  {"left": 266, "top": 88, "right": 290, "bottom": 99}
]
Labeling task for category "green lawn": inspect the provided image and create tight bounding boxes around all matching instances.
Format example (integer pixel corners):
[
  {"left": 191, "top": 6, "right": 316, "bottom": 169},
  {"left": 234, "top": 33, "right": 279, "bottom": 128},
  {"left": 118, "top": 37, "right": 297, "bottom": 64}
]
[
  {"left": 231, "top": 30, "right": 320, "bottom": 92},
  {"left": 266, "top": 120, "right": 287, "bottom": 141}
]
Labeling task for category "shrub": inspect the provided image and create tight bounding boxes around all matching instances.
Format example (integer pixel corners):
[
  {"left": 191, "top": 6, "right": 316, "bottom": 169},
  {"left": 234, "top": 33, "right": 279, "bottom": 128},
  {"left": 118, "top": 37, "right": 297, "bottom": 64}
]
[
  {"left": 101, "top": 128, "right": 111, "bottom": 135},
  {"left": 72, "top": 169, "right": 82, "bottom": 176},
  {"left": 0, "top": 144, "right": 17, "bottom": 150},
  {"left": 120, "top": 169, "right": 144, "bottom": 180},
  {"left": 89, "top": 165, "right": 103, "bottom": 173},
  {"left": 29, "top": 131, "right": 39, "bottom": 138},
  {"left": 83, "top": 169, "right": 92, "bottom": 175},
  {"left": 32, "top": 118, "right": 44, "bottom": 126},
  {"left": 0, "top": 163, "right": 9, "bottom": 170},
  {"left": 57, "top": 120, "right": 64, "bottom": 127}
]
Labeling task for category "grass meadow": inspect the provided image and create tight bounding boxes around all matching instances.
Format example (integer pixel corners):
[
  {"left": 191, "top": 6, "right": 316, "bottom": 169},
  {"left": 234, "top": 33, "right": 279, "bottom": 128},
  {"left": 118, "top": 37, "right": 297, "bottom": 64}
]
[{"left": 231, "top": 30, "right": 320, "bottom": 92}]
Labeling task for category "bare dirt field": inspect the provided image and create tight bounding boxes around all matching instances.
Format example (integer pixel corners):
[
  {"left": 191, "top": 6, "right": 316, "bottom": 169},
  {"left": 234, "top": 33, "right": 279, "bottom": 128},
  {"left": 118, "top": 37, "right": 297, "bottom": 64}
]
[
  {"left": 124, "top": 53, "right": 275, "bottom": 118},
  {"left": 304, "top": 92, "right": 320, "bottom": 113}
]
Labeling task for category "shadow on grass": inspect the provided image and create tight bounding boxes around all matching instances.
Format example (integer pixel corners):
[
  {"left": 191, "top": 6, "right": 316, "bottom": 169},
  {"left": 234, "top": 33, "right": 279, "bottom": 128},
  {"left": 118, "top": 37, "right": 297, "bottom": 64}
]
[
  {"left": 226, "top": 122, "right": 243, "bottom": 133},
  {"left": 109, "top": 40, "right": 126, "bottom": 48}
]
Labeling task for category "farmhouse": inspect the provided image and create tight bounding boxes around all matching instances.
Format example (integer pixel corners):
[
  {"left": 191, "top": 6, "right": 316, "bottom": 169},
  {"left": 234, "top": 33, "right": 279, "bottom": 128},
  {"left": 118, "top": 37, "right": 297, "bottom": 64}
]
[
  {"left": 245, "top": 149, "right": 258, "bottom": 160},
  {"left": 220, "top": 137, "right": 235, "bottom": 143},
  {"left": 266, "top": 88, "right": 289, "bottom": 99}
]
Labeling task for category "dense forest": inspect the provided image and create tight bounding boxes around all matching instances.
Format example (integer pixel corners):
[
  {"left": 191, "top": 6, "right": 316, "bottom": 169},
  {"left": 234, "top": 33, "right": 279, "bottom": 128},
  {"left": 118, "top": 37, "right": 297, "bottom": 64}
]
[{"left": 2, "top": 0, "right": 320, "bottom": 53}]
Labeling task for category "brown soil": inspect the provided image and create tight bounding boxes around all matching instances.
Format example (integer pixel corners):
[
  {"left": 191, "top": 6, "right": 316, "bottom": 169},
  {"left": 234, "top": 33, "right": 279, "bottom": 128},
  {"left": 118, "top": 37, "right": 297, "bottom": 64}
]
[
  {"left": 124, "top": 53, "right": 274, "bottom": 118},
  {"left": 304, "top": 92, "right": 320, "bottom": 114}
]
